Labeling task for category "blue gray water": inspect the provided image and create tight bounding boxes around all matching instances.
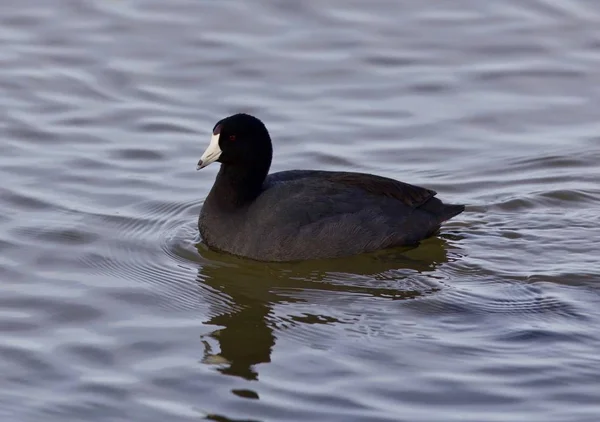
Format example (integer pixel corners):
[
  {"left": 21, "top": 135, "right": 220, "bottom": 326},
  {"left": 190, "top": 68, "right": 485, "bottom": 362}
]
[{"left": 1, "top": 1, "right": 600, "bottom": 421}]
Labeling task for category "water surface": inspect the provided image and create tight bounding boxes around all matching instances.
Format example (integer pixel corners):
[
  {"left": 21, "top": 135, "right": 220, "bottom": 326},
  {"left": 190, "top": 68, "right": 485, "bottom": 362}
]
[{"left": 1, "top": 1, "right": 600, "bottom": 421}]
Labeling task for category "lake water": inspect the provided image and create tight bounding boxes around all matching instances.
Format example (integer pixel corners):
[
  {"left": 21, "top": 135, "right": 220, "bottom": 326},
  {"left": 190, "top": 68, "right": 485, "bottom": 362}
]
[{"left": 1, "top": 1, "right": 600, "bottom": 421}]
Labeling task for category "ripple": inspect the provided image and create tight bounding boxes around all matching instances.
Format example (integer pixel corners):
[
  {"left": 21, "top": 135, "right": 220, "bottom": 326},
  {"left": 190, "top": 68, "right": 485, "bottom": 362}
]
[
  {"left": 80, "top": 244, "right": 199, "bottom": 313},
  {"left": 0, "top": 296, "right": 104, "bottom": 325},
  {"left": 511, "top": 153, "right": 597, "bottom": 169},
  {"left": 492, "top": 188, "right": 600, "bottom": 210},
  {"left": 12, "top": 225, "right": 100, "bottom": 246},
  {"left": 0, "top": 187, "right": 54, "bottom": 211},
  {"left": 0, "top": 343, "right": 64, "bottom": 383},
  {"left": 134, "top": 118, "right": 199, "bottom": 134},
  {"left": 64, "top": 156, "right": 114, "bottom": 171},
  {"left": 428, "top": 282, "right": 587, "bottom": 326},
  {"left": 108, "top": 148, "right": 165, "bottom": 161},
  {"left": 73, "top": 199, "right": 204, "bottom": 313},
  {"left": 538, "top": 188, "right": 600, "bottom": 204},
  {"left": 474, "top": 66, "right": 585, "bottom": 82}
]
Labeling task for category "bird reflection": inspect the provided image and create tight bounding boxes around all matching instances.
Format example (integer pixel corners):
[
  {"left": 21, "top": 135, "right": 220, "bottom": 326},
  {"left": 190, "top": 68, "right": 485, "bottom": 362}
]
[{"left": 195, "top": 236, "right": 458, "bottom": 382}]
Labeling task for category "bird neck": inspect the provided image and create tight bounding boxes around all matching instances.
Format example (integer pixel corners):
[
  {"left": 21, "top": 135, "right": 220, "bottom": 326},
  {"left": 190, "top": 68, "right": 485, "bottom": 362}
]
[{"left": 207, "top": 163, "right": 269, "bottom": 211}]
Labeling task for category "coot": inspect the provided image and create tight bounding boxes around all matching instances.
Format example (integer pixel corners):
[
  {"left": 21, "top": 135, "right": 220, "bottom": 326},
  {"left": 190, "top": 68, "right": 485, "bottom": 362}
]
[{"left": 197, "top": 113, "right": 464, "bottom": 262}]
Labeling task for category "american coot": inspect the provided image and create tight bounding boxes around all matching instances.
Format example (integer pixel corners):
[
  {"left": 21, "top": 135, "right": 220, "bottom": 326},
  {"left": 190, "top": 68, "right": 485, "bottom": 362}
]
[{"left": 197, "top": 113, "right": 464, "bottom": 262}]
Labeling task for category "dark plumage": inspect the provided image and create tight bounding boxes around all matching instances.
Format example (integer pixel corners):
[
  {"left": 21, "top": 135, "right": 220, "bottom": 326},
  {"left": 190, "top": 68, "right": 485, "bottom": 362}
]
[{"left": 197, "top": 113, "right": 464, "bottom": 262}]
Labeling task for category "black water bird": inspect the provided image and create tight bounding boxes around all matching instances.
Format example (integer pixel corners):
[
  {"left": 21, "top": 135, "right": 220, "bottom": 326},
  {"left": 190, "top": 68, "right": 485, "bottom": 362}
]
[{"left": 197, "top": 113, "right": 464, "bottom": 262}]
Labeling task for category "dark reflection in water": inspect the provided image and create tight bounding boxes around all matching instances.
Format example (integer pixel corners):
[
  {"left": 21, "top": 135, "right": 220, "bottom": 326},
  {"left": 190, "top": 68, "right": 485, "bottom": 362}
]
[{"left": 196, "top": 238, "right": 454, "bottom": 382}]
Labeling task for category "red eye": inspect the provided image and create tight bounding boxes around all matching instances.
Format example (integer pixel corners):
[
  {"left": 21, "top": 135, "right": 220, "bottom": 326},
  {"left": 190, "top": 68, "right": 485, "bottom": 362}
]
[{"left": 229, "top": 135, "right": 236, "bottom": 141}]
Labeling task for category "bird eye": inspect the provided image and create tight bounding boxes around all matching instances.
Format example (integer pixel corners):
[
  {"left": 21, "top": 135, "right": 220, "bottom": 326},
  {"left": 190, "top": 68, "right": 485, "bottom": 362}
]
[{"left": 229, "top": 135, "right": 236, "bottom": 141}]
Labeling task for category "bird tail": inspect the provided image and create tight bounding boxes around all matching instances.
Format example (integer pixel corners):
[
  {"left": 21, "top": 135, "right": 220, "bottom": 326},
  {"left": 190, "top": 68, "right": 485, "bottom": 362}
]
[
  {"left": 419, "top": 197, "right": 465, "bottom": 222},
  {"left": 439, "top": 203, "right": 465, "bottom": 222}
]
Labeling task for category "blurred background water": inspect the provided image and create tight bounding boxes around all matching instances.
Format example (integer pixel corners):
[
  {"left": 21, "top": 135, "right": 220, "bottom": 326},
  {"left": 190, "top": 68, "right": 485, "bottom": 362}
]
[{"left": 1, "top": 1, "right": 600, "bottom": 421}]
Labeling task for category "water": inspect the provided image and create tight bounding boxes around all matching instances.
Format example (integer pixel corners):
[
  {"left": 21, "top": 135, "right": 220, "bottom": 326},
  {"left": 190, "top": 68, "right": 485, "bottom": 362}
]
[{"left": 1, "top": 1, "right": 600, "bottom": 421}]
